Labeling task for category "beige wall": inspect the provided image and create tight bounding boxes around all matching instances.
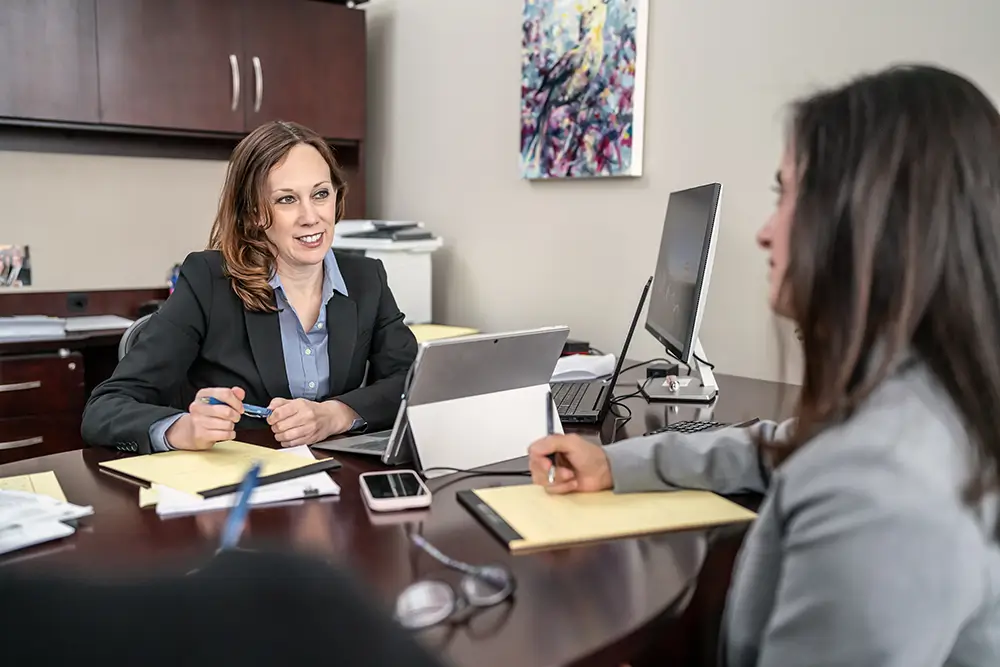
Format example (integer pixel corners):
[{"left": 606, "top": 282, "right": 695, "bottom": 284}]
[
  {"left": 364, "top": 0, "right": 1000, "bottom": 383},
  {"left": 0, "top": 151, "right": 225, "bottom": 292}
]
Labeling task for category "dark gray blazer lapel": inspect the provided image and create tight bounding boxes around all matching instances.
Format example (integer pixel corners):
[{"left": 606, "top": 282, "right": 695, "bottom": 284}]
[
  {"left": 244, "top": 309, "right": 291, "bottom": 399},
  {"left": 325, "top": 294, "right": 357, "bottom": 395}
]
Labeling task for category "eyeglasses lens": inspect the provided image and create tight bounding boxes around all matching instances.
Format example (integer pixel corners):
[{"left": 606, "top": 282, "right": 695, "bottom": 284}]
[{"left": 395, "top": 579, "right": 456, "bottom": 630}]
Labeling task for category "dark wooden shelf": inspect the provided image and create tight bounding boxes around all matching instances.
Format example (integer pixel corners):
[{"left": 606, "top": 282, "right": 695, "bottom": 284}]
[{"left": 0, "top": 120, "right": 361, "bottom": 162}]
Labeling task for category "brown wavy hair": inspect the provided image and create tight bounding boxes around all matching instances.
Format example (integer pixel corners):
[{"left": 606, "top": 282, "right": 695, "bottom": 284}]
[
  {"left": 767, "top": 65, "right": 1000, "bottom": 535},
  {"left": 208, "top": 120, "right": 348, "bottom": 312}
]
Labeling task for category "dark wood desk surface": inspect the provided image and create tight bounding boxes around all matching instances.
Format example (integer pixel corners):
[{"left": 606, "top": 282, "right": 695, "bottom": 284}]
[{"left": 0, "top": 370, "right": 796, "bottom": 667}]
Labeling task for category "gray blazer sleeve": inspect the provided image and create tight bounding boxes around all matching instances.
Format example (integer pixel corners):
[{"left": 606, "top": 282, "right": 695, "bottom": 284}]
[
  {"left": 603, "top": 419, "right": 795, "bottom": 495},
  {"left": 748, "top": 447, "right": 987, "bottom": 667}
]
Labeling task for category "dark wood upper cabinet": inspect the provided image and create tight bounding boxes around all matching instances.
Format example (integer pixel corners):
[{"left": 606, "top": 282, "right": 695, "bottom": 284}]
[
  {"left": 95, "top": 0, "right": 245, "bottom": 133},
  {"left": 243, "top": 1, "right": 366, "bottom": 140},
  {"left": 0, "top": 0, "right": 100, "bottom": 123},
  {"left": 0, "top": 0, "right": 367, "bottom": 217}
]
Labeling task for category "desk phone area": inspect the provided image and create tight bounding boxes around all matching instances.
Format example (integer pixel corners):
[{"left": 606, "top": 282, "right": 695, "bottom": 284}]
[{"left": 0, "top": 184, "right": 788, "bottom": 667}]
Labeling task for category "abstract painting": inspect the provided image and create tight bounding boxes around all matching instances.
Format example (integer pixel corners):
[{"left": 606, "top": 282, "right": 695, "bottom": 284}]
[{"left": 520, "top": 0, "right": 648, "bottom": 179}]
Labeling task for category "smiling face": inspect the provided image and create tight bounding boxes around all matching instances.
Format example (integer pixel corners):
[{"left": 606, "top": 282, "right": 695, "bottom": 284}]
[
  {"left": 263, "top": 143, "right": 337, "bottom": 271},
  {"left": 756, "top": 146, "right": 796, "bottom": 318}
]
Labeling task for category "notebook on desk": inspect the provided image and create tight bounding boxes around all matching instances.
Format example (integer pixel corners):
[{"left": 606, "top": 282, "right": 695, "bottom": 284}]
[
  {"left": 99, "top": 441, "right": 341, "bottom": 498},
  {"left": 457, "top": 484, "right": 756, "bottom": 554}
]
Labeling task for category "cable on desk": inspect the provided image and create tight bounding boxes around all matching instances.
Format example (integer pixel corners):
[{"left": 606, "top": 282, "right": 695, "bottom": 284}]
[
  {"left": 421, "top": 467, "right": 530, "bottom": 479},
  {"left": 607, "top": 378, "right": 651, "bottom": 430},
  {"left": 608, "top": 401, "right": 632, "bottom": 429},
  {"left": 611, "top": 378, "right": 650, "bottom": 404},
  {"left": 422, "top": 468, "right": 531, "bottom": 495},
  {"left": 619, "top": 357, "right": 668, "bottom": 374}
]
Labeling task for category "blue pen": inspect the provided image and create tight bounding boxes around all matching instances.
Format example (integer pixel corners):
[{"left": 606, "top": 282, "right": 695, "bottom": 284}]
[
  {"left": 219, "top": 460, "right": 262, "bottom": 551},
  {"left": 202, "top": 396, "right": 272, "bottom": 418}
]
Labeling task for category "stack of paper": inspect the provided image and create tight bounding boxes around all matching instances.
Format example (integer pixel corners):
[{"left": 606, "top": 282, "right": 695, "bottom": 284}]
[
  {"left": 551, "top": 353, "right": 616, "bottom": 381},
  {"left": 0, "top": 315, "right": 67, "bottom": 339},
  {"left": 101, "top": 440, "right": 335, "bottom": 497},
  {"left": 138, "top": 445, "right": 340, "bottom": 517},
  {"left": 65, "top": 315, "right": 134, "bottom": 332},
  {"left": 0, "top": 472, "right": 93, "bottom": 556}
]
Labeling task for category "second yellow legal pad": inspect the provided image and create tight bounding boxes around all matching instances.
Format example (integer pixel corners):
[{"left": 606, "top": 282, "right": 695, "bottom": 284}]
[
  {"left": 457, "top": 484, "right": 757, "bottom": 553},
  {"left": 99, "top": 441, "right": 340, "bottom": 498}
]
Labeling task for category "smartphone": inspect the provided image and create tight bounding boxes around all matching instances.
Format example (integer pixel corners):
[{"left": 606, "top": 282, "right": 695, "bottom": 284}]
[{"left": 359, "top": 470, "right": 432, "bottom": 512}]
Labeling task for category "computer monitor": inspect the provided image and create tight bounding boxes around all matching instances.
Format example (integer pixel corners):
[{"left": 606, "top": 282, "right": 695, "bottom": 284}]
[{"left": 640, "top": 182, "right": 723, "bottom": 403}]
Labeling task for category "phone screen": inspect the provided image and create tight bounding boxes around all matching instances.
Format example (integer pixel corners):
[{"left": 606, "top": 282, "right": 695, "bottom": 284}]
[{"left": 364, "top": 472, "right": 427, "bottom": 499}]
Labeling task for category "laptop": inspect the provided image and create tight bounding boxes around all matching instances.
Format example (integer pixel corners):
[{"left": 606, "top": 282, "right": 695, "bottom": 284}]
[
  {"left": 312, "top": 326, "right": 570, "bottom": 462},
  {"left": 551, "top": 277, "right": 651, "bottom": 424}
]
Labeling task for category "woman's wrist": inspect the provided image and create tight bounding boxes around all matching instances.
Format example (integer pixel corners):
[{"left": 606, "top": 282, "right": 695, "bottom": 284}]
[{"left": 320, "top": 400, "right": 361, "bottom": 437}]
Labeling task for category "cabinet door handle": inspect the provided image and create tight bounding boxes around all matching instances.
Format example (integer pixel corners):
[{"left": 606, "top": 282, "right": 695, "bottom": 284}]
[
  {"left": 0, "top": 436, "right": 42, "bottom": 451},
  {"left": 252, "top": 56, "right": 263, "bottom": 112},
  {"left": 0, "top": 380, "right": 41, "bottom": 393},
  {"left": 229, "top": 54, "right": 241, "bottom": 112}
]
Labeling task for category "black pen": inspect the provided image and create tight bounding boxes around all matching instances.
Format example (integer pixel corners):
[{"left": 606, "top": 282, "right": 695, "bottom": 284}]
[{"left": 546, "top": 390, "right": 557, "bottom": 485}]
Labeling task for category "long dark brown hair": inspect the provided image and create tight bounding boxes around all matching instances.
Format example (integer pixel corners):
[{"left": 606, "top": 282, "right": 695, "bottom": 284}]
[
  {"left": 208, "top": 120, "right": 348, "bottom": 312},
  {"left": 772, "top": 64, "right": 1000, "bottom": 533}
]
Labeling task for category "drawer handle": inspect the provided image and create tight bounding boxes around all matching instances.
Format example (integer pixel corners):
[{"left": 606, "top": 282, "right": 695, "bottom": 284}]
[
  {"left": 0, "top": 381, "right": 41, "bottom": 393},
  {"left": 0, "top": 436, "right": 43, "bottom": 450}
]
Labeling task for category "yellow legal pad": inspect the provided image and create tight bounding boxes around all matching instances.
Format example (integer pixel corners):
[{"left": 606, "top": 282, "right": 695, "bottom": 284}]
[
  {"left": 0, "top": 471, "right": 68, "bottom": 502},
  {"left": 99, "top": 440, "right": 338, "bottom": 498},
  {"left": 457, "top": 484, "right": 757, "bottom": 553}
]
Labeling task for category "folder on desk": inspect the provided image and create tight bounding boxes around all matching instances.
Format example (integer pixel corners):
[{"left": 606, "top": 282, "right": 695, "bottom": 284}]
[
  {"left": 457, "top": 484, "right": 756, "bottom": 554},
  {"left": 0, "top": 470, "right": 68, "bottom": 502},
  {"left": 99, "top": 441, "right": 341, "bottom": 498}
]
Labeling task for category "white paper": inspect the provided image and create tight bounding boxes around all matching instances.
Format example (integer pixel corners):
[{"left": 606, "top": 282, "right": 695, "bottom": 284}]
[
  {"left": 65, "top": 315, "right": 134, "bottom": 332},
  {"left": 551, "top": 353, "right": 616, "bottom": 382},
  {"left": 153, "top": 445, "right": 340, "bottom": 517},
  {"left": 0, "top": 489, "right": 94, "bottom": 555},
  {"left": 0, "top": 315, "right": 67, "bottom": 339},
  {"left": 0, "top": 490, "right": 93, "bottom": 531},
  {"left": 0, "top": 520, "right": 75, "bottom": 556}
]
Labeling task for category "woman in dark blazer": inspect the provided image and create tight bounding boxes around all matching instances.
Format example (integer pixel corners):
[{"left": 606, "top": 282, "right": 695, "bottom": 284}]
[{"left": 82, "top": 121, "right": 417, "bottom": 454}]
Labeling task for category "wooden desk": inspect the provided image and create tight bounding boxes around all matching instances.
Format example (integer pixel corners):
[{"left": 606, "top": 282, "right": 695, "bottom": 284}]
[
  {"left": 0, "top": 371, "right": 795, "bottom": 667},
  {"left": 0, "top": 287, "right": 167, "bottom": 463}
]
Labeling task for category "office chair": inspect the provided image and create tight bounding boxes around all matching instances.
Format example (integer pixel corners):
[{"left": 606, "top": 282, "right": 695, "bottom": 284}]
[{"left": 118, "top": 313, "right": 153, "bottom": 361}]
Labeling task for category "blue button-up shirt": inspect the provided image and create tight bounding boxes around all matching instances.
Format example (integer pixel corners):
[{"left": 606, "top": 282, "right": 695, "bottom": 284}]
[
  {"left": 149, "top": 250, "right": 362, "bottom": 451},
  {"left": 269, "top": 249, "right": 346, "bottom": 401}
]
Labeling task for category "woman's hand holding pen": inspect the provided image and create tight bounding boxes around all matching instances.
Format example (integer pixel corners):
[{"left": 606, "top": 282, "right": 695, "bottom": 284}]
[
  {"left": 166, "top": 387, "right": 246, "bottom": 450},
  {"left": 266, "top": 398, "right": 359, "bottom": 447},
  {"left": 528, "top": 435, "right": 614, "bottom": 495}
]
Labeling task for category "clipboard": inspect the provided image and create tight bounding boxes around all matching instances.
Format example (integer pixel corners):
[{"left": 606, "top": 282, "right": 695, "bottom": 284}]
[
  {"left": 458, "top": 484, "right": 756, "bottom": 554},
  {"left": 99, "top": 441, "right": 342, "bottom": 498}
]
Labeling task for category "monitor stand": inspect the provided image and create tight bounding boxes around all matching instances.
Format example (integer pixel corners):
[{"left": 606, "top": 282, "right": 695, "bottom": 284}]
[{"left": 638, "top": 338, "right": 719, "bottom": 403}]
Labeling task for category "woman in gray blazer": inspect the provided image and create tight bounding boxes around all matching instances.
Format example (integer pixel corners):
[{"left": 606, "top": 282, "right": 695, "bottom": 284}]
[{"left": 529, "top": 64, "right": 1000, "bottom": 666}]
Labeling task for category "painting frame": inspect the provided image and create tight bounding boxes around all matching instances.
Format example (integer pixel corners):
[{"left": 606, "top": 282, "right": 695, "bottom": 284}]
[{"left": 520, "top": 0, "right": 649, "bottom": 180}]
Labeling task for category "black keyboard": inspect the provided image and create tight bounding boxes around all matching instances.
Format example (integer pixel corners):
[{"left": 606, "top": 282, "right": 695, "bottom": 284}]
[
  {"left": 552, "top": 381, "right": 589, "bottom": 415},
  {"left": 644, "top": 420, "right": 728, "bottom": 436}
]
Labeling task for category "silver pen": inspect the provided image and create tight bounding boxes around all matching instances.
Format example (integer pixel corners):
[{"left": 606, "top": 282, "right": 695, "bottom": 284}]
[{"left": 546, "top": 390, "right": 557, "bottom": 484}]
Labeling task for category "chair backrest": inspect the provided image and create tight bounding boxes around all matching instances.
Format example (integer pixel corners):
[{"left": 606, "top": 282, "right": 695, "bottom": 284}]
[{"left": 118, "top": 313, "right": 154, "bottom": 361}]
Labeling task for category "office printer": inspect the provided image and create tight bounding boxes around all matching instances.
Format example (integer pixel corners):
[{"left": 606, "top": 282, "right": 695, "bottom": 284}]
[{"left": 334, "top": 220, "right": 443, "bottom": 325}]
